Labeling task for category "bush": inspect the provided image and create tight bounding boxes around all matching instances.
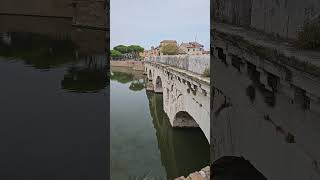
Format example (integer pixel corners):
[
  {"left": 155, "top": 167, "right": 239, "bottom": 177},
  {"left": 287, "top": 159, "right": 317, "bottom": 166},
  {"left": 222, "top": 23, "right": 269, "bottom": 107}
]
[{"left": 202, "top": 68, "right": 210, "bottom": 77}]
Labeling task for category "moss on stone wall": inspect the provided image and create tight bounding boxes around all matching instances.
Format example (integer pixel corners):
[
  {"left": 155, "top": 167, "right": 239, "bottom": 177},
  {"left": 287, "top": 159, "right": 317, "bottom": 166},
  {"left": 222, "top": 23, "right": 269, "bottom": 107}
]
[{"left": 202, "top": 68, "right": 210, "bottom": 77}]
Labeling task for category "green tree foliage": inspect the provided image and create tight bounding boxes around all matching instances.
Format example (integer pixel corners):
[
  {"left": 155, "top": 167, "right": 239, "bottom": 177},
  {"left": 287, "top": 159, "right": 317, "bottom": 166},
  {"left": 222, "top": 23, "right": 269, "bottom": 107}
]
[
  {"left": 161, "top": 44, "right": 178, "bottom": 55},
  {"left": 110, "top": 71, "right": 134, "bottom": 84},
  {"left": 127, "top": 45, "right": 144, "bottom": 59},
  {"left": 129, "top": 80, "right": 145, "bottom": 91},
  {"left": 110, "top": 50, "right": 122, "bottom": 59},
  {"left": 112, "top": 44, "right": 144, "bottom": 59},
  {"left": 114, "top": 45, "right": 128, "bottom": 54}
]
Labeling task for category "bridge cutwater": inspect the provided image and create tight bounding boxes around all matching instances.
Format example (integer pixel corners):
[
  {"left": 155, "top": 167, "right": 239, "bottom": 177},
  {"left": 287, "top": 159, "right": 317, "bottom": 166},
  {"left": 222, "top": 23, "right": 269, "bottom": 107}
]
[
  {"left": 211, "top": 0, "right": 320, "bottom": 180},
  {"left": 144, "top": 55, "right": 210, "bottom": 143}
]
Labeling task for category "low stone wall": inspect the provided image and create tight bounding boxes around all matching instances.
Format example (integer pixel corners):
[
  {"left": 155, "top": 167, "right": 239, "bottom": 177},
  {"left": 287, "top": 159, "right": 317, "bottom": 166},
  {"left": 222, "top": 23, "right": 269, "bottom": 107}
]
[
  {"left": 146, "top": 55, "right": 210, "bottom": 75},
  {"left": 110, "top": 60, "right": 144, "bottom": 71}
]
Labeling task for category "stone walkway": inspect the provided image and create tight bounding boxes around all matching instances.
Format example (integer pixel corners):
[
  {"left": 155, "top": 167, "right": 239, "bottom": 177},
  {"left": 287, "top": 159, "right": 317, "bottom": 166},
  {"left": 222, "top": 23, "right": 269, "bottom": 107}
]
[{"left": 175, "top": 166, "right": 210, "bottom": 180}]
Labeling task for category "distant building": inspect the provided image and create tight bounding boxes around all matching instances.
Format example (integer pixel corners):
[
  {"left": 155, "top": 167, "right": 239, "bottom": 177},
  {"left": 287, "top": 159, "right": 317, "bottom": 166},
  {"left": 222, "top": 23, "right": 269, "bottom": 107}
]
[
  {"left": 179, "top": 42, "right": 204, "bottom": 55},
  {"left": 160, "top": 40, "right": 177, "bottom": 47},
  {"left": 202, "top": 50, "right": 210, "bottom": 55},
  {"left": 151, "top": 46, "right": 160, "bottom": 56},
  {"left": 160, "top": 40, "right": 177, "bottom": 55}
]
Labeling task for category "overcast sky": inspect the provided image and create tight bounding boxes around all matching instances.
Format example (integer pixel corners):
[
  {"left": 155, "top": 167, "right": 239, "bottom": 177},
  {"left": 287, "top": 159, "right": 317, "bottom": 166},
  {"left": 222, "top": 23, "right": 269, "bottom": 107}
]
[{"left": 111, "top": 0, "right": 210, "bottom": 50}]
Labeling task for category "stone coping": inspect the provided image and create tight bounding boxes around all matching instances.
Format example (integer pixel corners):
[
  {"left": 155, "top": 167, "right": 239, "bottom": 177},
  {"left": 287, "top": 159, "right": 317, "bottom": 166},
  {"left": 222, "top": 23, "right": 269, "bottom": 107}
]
[
  {"left": 146, "top": 61, "right": 210, "bottom": 86},
  {"left": 212, "top": 22, "right": 320, "bottom": 77}
]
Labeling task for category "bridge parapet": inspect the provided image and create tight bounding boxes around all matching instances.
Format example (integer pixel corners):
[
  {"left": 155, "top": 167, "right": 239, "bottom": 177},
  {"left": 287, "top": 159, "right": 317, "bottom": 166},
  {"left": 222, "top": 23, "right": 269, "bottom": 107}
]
[
  {"left": 213, "top": 22, "right": 320, "bottom": 113},
  {"left": 146, "top": 55, "right": 210, "bottom": 75},
  {"left": 145, "top": 61, "right": 210, "bottom": 142}
]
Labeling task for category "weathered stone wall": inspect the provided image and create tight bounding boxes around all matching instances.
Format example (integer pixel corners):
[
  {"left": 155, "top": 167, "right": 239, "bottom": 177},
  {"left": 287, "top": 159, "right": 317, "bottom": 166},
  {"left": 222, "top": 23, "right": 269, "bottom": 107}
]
[
  {"left": 213, "top": 0, "right": 252, "bottom": 27},
  {"left": 110, "top": 60, "right": 144, "bottom": 71},
  {"left": 251, "top": 0, "right": 320, "bottom": 39},
  {"left": 72, "top": 0, "right": 107, "bottom": 29},
  {"left": 0, "top": 0, "right": 72, "bottom": 17},
  {"left": 0, "top": 15, "right": 72, "bottom": 37},
  {"left": 211, "top": 35, "right": 320, "bottom": 180},
  {"left": 0, "top": 0, "right": 107, "bottom": 29},
  {"left": 213, "top": 0, "right": 320, "bottom": 39},
  {"left": 146, "top": 55, "right": 210, "bottom": 75}
]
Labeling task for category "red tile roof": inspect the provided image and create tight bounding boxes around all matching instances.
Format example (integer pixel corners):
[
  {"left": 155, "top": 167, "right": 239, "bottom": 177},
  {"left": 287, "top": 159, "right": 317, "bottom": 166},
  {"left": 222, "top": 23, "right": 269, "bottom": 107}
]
[{"left": 180, "top": 42, "right": 204, "bottom": 48}]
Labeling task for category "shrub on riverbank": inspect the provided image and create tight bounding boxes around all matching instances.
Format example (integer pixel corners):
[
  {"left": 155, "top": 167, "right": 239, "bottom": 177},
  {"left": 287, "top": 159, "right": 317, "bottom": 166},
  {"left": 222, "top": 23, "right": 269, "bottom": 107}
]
[{"left": 202, "top": 68, "right": 210, "bottom": 77}]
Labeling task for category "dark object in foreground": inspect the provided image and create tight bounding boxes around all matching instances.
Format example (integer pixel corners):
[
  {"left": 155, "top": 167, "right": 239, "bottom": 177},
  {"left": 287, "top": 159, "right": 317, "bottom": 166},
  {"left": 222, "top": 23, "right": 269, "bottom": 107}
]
[{"left": 211, "top": 156, "right": 267, "bottom": 180}]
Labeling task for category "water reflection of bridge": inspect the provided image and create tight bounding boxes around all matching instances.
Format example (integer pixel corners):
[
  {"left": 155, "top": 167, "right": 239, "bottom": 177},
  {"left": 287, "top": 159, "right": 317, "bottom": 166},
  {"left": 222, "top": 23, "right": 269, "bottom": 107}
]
[
  {"left": 146, "top": 92, "right": 209, "bottom": 179},
  {"left": 110, "top": 68, "right": 209, "bottom": 179}
]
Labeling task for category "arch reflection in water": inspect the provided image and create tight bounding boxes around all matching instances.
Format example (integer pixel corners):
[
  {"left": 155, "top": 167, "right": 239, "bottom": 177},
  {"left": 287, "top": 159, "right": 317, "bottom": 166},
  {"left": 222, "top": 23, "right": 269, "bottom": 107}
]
[
  {"left": 110, "top": 67, "right": 209, "bottom": 179},
  {"left": 147, "top": 92, "right": 209, "bottom": 179}
]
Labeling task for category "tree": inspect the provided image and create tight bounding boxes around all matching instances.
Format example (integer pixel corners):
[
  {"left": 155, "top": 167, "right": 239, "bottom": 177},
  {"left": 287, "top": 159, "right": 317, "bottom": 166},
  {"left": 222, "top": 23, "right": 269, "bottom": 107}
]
[
  {"left": 114, "top": 45, "right": 128, "bottom": 54},
  {"left": 127, "top": 45, "right": 144, "bottom": 59},
  {"left": 110, "top": 50, "right": 122, "bottom": 59},
  {"left": 161, "top": 44, "right": 178, "bottom": 55}
]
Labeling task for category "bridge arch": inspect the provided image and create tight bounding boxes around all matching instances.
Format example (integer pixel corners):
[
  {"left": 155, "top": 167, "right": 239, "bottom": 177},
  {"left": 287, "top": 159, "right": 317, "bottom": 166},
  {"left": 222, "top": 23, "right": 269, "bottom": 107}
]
[
  {"left": 173, "top": 111, "right": 199, "bottom": 128},
  {"left": 154, "top": 76, "right": 163, "bottom": 93}
]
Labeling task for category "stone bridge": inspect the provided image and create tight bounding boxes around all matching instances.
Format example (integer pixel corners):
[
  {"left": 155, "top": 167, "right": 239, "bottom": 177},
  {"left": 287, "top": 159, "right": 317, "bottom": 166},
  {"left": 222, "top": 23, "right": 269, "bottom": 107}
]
[
  {"left": 211, "top": 1, "right": 320, "bottom": 179},
  {"left": 144, "top": 59, "right": 210, "bottom": 143}
]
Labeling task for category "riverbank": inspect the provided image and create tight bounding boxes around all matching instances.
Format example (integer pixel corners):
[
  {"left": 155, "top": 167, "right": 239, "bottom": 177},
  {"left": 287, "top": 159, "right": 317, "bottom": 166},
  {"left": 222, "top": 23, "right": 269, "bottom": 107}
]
[
  {"left": 175, "top": 166, "right": 210, "bottom": 180},
  {"left": 110, "top": 60, "right": 144, "bottom": 71}
]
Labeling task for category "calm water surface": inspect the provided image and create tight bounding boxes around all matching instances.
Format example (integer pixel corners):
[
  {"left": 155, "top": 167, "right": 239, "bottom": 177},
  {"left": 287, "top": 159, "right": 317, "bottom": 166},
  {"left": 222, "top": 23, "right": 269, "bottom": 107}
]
[
  {"left": 0, "top": 22, "right": 108, "bottom": 179},
  {"left": 110, "top": 67, "right": 209, "bottom": 180}
]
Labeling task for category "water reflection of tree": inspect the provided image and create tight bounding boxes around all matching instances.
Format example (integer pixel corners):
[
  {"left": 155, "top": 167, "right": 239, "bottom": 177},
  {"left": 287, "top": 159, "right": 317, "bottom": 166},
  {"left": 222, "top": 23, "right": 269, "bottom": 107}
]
[
  {"left": 146, "top": 92, "right": 210, "bottom": 179},
  {"left": 129, "top": 79, "right": 145, "bottom": 91},
  {"left": 0, "top": 32, "right": 77, "bottom": 69},
  {"left": 110, "top": 71, "right": 134, "bottom": 84},
  {"left": 61, "top": 56, "right": 108, "bottom": 93},
  {"left": 111, "top": 70, "right": 146, "bottom": 91}
]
